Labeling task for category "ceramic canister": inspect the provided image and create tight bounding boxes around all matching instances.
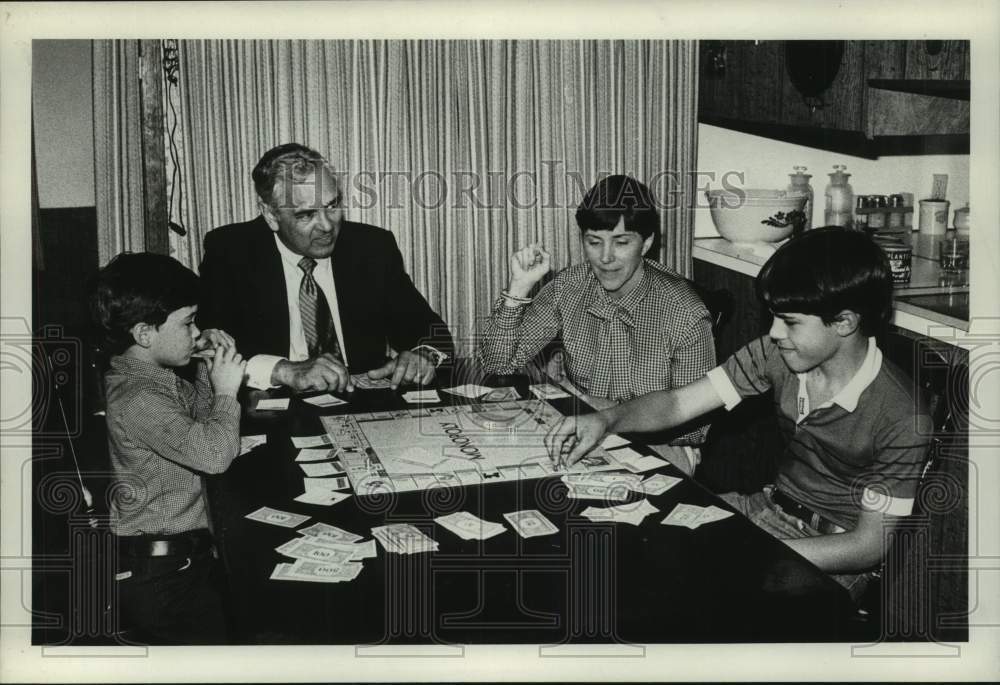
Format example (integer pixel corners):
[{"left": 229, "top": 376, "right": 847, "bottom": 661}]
[{"left": 918, "top": 199, "right": 950, "bottom": 235}]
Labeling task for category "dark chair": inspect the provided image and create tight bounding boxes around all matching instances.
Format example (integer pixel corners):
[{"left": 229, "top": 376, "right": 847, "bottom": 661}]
[
  {"left": 851, "top": 330, "right": 968, "bottom": 641},
  {"left": 686, "top": 278, "right": 733, "bottom": 343}
]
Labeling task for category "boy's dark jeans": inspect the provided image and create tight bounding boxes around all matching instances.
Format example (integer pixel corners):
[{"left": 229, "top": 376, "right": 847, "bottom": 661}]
[{"left": 114, "top": 533, "right": 229, "bottom": 644}]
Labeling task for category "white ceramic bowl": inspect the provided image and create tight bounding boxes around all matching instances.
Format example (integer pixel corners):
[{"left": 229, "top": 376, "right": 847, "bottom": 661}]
[{"left": 706, "top": 189, "right": 808, "bottom": 245}]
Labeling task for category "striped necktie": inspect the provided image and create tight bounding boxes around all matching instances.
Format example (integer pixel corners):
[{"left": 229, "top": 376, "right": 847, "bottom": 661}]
[{"left": 298, "top": 257, "right": 343, "bottom": 362}]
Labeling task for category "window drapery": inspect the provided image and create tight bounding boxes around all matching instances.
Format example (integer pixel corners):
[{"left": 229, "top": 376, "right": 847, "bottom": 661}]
[{"left": 95, "top": 40, "right": 699, "bottom": 356}]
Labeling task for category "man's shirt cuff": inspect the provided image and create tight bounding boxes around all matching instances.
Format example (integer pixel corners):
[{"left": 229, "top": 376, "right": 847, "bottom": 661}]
[
  {"left": 706, "top": 367, "right": 743, "bottom": 411},
  {"left": 246, "top": 354, "right": 284, "bottom": 390}
]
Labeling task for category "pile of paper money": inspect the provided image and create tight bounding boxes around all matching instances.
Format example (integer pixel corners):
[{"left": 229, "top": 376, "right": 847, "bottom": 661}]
[
  {"left": 371, "top": 523, "right": 439, "bottom": 554},
  {"left": 560, "top": 472, "right": 641, "bottom": 501},
  {"left": 661, "top": 503, "right": 734, "bottom": 529},
  {"left": 580, "top": 499, "right": 660, "bottom": 526},
  {"left": 270, "top": 523, "right": 375, "bottom": 583},
  {"left": 435, "top": 511, "right": 506, "bottom": 540}
]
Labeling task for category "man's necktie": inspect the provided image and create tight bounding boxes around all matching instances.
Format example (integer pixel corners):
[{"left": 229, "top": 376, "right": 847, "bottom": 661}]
[{"left": 298, "top": 257, "right": 344, "bottom": 362}]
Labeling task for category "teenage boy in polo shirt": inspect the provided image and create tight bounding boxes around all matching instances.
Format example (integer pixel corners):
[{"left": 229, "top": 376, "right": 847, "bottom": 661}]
[
  {"left": 545, "top": 227, "right": 933, "bottom": 600},
  {"left": 91, "top": 252, "right": 246, "bottom": 643},
  {"left": 480, "top": 175, "right": 715, "bottom": 474}
]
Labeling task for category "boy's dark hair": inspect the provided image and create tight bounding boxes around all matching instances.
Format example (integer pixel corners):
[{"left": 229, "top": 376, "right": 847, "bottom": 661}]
[
  {"left": 575, "top": 174, "right": 660, "bottom": 240},
  {"left": 757, "top": 226, "right": 893, "bottom": 337},
  {"left": 252, "top": 142, "right": 328, "bottom": 207},
  {"left": 90, "top": 252, "right": 200, "bottom": 355}
]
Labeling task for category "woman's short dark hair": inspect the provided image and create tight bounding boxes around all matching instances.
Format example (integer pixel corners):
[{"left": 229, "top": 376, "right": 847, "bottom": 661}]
[
  {"left": 251, "top": 143, "right": 328, "bottom": 207},
  {"left": 90, "top": 252, "right": 200, "bottom": 354},
  {"left": 757, "top": 226, "right": 893, "bottom": 337},
  {"left": 575, "top": 175, "right": 660, "bottom": 240}
]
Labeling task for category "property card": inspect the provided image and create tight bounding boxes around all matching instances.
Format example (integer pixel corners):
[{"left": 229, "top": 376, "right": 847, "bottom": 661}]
[
  {"left": 291, "top": 434, "right": 333, "bottom": 448},
  {"left": 255, "top": 398, "right": 290, "bottom": 411},
  {"left": 245, "top": 506, "right": 310, "bottom": 528},
  {"left": 402, "top": 389, "right": 442, "bottom": 404},
  {"left": 302, "top": 475, "right": 351, "bottom": 492},
  {"left": 442, "top": 384, "right": 493, "bottom": 398},
  {"left": 303, "top": 393, "right": 347, "bottom": 408},
  {"left": 503, "top": 509, "right": 559, "bottom": 538},
  {"left": 528, "top": 383, "right": 570, "bottom": 400},
  {"left": 295, "top": 448, "right": 338, "bottom": 463},
  {"left": 293, "top": 490, "right": 351, "bottom": 506},
  {"left": 299, "top": 461, "right": 347, "bottom": 478}
]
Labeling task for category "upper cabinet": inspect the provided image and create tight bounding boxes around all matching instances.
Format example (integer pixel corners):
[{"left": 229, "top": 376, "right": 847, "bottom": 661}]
[{"left": 698, "top": 40, "right": 970, "bottom": 156}]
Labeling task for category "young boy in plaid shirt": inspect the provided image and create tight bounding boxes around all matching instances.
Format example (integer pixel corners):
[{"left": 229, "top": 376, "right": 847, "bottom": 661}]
[
  {"left": 91, "top": 252, "right": 246, "bottom": 643},
  {"left": 546, "top": 227, "right": 933, "bottom": 600}
]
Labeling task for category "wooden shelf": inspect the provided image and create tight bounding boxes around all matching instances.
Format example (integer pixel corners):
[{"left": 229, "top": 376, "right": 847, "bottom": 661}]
[{"left": 868, "top": 79, "right": 970, "bottom": 100}]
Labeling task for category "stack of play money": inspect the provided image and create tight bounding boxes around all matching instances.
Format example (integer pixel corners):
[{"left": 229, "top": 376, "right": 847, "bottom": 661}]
[
  {"left": 270, "top": 524, "right": 377, "bottom": 583},
  {"left": 435, "top": 511, "right": 506, "bottom": 540},
  {"left": 580, "top": 499, "right": 660, "bottom": 526},
  {"left": 371, "top": 523, "right": 440, "bottom": 554},
  {"left": 561, "top": 472, "right": 641, "bottom": 501}
]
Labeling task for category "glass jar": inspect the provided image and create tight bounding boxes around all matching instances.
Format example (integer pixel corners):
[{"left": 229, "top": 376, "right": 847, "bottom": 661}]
[
  {"left": 787, "top": 166, "right": 814, "bottom": 231},
  {"left": 824, "top": 165, "right": 854, "bottom": 228}
]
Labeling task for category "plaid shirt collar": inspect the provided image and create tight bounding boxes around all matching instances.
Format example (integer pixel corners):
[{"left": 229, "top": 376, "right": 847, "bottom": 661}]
[
  {"left": 110, "top": 355, "right": 181, "bottom": 393},
  {"left": 584, "top": 262, "right": 652, "bottom": 327}
]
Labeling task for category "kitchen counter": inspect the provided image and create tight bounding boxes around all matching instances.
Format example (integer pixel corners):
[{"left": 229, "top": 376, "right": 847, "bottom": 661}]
[{"left": 693, "top": 232, "right": 970, "bottom": 344}]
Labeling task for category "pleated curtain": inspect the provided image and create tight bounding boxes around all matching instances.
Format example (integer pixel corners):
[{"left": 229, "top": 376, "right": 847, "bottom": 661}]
[{"left": 96, "top": 40, "right": 700, "bottom": 357}]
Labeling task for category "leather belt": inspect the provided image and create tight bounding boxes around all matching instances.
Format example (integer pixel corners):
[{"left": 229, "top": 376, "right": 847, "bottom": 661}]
[
  {"left": 117, "top": 529, "right": 215, "bottom": 557},
  {"left": 770, "top": 489, "right": 846, "bottom": 535}
]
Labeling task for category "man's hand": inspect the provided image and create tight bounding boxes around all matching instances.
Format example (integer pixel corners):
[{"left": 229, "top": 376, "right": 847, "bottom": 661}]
[
  {"left": 272, "top": 354, "right": 353, "bottom": 393},
  {"left": 205, "top": 343, "right": 246, "bottom": 397},
  {"left": 506, "top": 243, "right": 552, "bottom": 299},
  {"left": 368, "top": 350, "right": 436, "bottom": 389},
  {"left": 544, "top": 412, "right": 610, "bottom": 470}
]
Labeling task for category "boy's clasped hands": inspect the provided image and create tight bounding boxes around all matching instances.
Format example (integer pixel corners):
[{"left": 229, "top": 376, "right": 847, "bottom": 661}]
[{"left": 195, "top": 328, "right": 247, "bottom": 397}]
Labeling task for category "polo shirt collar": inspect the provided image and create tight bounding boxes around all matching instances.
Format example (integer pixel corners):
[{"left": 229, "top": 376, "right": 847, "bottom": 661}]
[{"left": 795, "top": 336, "right": 882, "bottom": 420}]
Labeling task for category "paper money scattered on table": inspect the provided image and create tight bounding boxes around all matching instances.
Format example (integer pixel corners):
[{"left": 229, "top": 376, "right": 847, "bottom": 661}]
[
  {"left": 270, "top": 559, "right": 364, "bottom": 583},
  {"left": 245, "top": 506, "right": 310, "bottom": 528},
  {"left": 371, "top": 523, "right": 439, "bottom": 554},
  {"left": 435, "top": 512, "right": 506, "bottom": 540},
  {"left": 291, "top": 434, "right": 333, "bottom": 448},
  {"left": 298, "top": 522, "right": 363, "bottom": 544},
  {"left": 633, "top": 473, "right": 682, "bottom": 496},
  {"left": 302, "top": 394, "right": 347, "bottom": 408},
  {"left": 255, "top": 398, "right": 290, "bottom": 411},
  {"left": 581, "top": 499, "right": 659, "bottom": 526},
  {"left": 239, "top": 434, "right": 267, "bottom": 455},
  {"left": 661, "top": 503, "right": 734, "bottom": 529},
  {"left": 503, "top": 509, "right": 559, "bottom": 538},
  {"left": 528, "top": 383, "right": 570, "bottom": 400}
]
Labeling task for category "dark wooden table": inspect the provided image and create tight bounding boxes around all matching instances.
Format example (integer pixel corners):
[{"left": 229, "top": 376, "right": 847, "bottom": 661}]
[{"left": 207, "top": 365, "right": 854, "bottom": 645}]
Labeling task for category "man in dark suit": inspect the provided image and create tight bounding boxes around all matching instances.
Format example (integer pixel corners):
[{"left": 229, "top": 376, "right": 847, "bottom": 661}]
[{"left": 198, "top": 143, "right": 453, "bottom": 392}]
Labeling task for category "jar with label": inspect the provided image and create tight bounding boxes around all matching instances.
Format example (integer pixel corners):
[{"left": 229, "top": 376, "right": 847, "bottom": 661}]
[
  {"left": 889, "top": 194, "right": 906, "bottom": 228},
  {"left": 854, "top": 196, "right": 869, "bottom": 231},
  {"left": 868, "top": 195, "right": 887, "bottom": 230},
  {"left": 824, "top": 165, "right": 854, "bottom": 228},
  {"left": 787, "top": 166, "right": 814, "bottom": 231}
]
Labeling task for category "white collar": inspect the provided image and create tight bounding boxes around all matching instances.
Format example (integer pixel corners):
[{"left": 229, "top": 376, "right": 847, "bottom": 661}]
[
  {"left": 796, "top": 337, "right": 881, "bottom": 420},
  {"left": 271, "top": 231, "right": 331, "bottom": 271}
]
